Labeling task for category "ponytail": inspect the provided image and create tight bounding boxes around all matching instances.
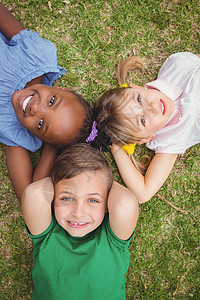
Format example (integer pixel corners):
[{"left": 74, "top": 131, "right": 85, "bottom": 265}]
[
  {"left": 96, "top": 55, "right": 153, "bottom": 174},
  {"left": 116, "top": 56, "right": 145, "bottom": 85}
]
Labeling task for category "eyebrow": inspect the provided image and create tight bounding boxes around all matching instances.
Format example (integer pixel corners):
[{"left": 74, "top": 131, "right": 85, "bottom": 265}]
[
  {"left": 57, "top": 191, "right": 104, "bottom": 199},
  {"left": 87, "top": 193, "right": 104, "bottom": 199},
  {"left": 130, "top": 92, "right": 145, "bottom": 129},
  {"left": 125, "top": 101, "right": 141, "bottom": 130},
  {"left": 53, "top": 97, "right": 62, "bottom": 111},
  {"left": 58, "top": 189, "right": 76, "bottom": 194},
  {"left": 42, "top": 124, "right": 49, "bottom": 137},
  {"left": 42, "top": 97, "right": 62, "bottom": 137}
]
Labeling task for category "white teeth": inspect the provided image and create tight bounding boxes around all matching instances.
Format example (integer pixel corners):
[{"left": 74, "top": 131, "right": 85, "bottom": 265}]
[
  {"left": 22, "top": 95, "right": 33, "bottom": 112},
  {"left": 70, "top": 221, "right": 86, "bottom": 225},
  {"left": 161, "top": 101, "right": 164, "bottom": 114}
]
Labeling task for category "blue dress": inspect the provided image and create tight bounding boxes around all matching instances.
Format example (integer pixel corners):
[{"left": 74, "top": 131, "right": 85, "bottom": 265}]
[{"left": 0, "top": 29, "right": 66, "bottom": 152}]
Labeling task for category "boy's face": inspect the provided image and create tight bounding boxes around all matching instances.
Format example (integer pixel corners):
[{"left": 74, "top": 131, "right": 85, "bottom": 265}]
[
  {"left": 54, "top": 171, "right": 108, "bottom": 237},
  {"left": 11, "top": 84, "right": 86, "bottom": 145}
]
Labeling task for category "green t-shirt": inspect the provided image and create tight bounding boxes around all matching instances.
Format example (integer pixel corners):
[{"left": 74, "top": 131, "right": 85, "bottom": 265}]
[{"left": 27, "top": 212, "right": 134, "bottom": 300}]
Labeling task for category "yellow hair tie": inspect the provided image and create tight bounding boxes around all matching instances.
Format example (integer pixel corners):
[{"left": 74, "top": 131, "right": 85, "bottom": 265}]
[
  {"left": 119, "top": 83, "right": 128, "bottom": 88},
  {"left": 121, "top": 143, "right": 136, "bottom": 155}
]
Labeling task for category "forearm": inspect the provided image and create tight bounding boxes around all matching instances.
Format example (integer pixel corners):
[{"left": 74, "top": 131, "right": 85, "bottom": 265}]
[
  {"left": 111, "top": 145, "right": 177, "bottom": 203},
  {"left": 0, "top": 3, "right": 24, "bottom": 40},
  {"left": 111, "top": 146, "right": 149, "bottom": 202},
  {"left": 5, "top": 145, "right": 33, "bottom": 201},
  {"left": 33, "top": 144, "right": 58, "bottom": 182}
]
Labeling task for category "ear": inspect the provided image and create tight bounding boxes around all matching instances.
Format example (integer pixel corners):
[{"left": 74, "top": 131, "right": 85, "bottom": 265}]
[
  {"left": 129, "top": 83, "right": 147, "bottom": 89},
  {"left": 138, "top": 134, "right": 155, "bottom": 145},
  {"left": 129, "top": 83, "right": 140, "bottom": 88}
]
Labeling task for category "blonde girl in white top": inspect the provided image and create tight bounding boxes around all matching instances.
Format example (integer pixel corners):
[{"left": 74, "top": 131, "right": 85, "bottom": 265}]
[{"left": 96, "top": 52, "right": 200, "bottom": 203}]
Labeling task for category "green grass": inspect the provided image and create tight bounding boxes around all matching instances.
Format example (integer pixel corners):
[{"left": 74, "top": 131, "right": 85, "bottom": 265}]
[{"left": 1, "top": 0, "right": 200, "bottom": 299}]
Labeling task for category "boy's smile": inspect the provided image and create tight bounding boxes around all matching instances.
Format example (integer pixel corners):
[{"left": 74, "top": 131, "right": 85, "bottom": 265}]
[
  {"left": 11, "top": 84, "right": 86, "bottom": 145},
  {"left": 54, "top": 171, "right": 108, "bottom": 237}
]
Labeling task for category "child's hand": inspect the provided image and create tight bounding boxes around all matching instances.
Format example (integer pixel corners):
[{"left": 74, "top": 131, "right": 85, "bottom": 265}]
[
  {"left": 36, "top": 177, "right": 54, "bottom": 205},
  {"left": 110, "top": 144, "right": 133, "bottom": 163},
  {"left": 110, "top": 144, "right": 124, "bottom": 155}
]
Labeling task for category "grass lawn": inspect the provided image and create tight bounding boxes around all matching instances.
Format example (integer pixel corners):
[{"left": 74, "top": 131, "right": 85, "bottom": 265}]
[{"left": 1, "top": 0, "right": 199, "bottom": 299}]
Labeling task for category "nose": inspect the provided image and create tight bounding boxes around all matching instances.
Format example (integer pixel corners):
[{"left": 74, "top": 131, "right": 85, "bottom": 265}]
[
  {"left": 72, "top": 202, "right": 85, "bottom": 218},
  {"left": 145, "top": 102, "right": 157, "bottom": 115},
  {"left": 30, "top": 99, "right": 41, "bottom": 116}
]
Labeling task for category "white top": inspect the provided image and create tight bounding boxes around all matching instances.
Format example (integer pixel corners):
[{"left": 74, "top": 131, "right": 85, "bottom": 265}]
[{"left": 146, "top": 52, "right": 200, "bottom": 154}]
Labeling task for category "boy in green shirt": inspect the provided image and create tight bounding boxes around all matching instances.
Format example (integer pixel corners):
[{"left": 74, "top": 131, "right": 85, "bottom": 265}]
[{"left": 22, "top": 143, "right": 139, "bottom": 299}]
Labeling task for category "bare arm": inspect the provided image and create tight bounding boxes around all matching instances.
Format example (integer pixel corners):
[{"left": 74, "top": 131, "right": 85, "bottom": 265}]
[
  {"left": 0, "top": 3, "right": 24, "bottom": 40},
  {"left": 22, "top": 177, "right": 54, "bottom": 235},
  {"left": 5, "top": 145, "right": 33, "bottom": 201},
  {"left": 108, "top": 181, "right": 139, "bottom": 240},
  {"left": 111, "top": 145, "right": 178, "bottom": 204},
  {"left": 5, "top": 144, "right": 58, "bottom": 201},
  {"left": 33, "top": 144, "right": 58, "bottom": 182}
]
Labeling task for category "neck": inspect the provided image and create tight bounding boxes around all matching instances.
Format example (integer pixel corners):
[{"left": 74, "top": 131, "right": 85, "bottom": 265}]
[{"left": 25, "top": 75, "right": 43, "bottom": 88}]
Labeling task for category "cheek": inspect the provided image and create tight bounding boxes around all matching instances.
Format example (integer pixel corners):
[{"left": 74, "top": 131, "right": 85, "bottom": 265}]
[
  {"left": 54, "top": 204, "right": 65, "bottom": 221},
  {"left": 18, "top": 117, "right": 34, "bottom": 132},
  {"left": 93, "top": 206, "right": 106, "bottom": 224}
]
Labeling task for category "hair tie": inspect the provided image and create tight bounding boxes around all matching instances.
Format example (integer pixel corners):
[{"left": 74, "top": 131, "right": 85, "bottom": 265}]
[
  {"left": 121, "top": 143, "right": 136, "bottom": 154},
  {"left": 86, "top": 121, "right": 98, "bottom": 142},
  {"left": 119, "top": 83, "right": 128, "bottom": 88}
]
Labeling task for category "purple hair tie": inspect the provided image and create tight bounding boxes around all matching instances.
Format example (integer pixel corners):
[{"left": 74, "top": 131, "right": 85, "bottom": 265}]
[{"left": 86, "top": 121, "right": 98, "bottom": 142}]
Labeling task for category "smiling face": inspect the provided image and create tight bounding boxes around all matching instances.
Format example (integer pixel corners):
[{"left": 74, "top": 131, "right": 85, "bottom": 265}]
[
  {"left": 11, "top": 84, "right": 86, "bottom": 145},
  {"left": 121, "top": 85, "right": 175, "bottom": 143},
  {"left": 54, "top": 171, "right": 108, "bottom": 237}
]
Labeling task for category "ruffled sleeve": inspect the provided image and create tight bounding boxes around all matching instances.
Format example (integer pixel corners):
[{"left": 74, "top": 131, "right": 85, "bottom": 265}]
[{"left": 5, "top": 29, "right": 66, "bottom": 91}]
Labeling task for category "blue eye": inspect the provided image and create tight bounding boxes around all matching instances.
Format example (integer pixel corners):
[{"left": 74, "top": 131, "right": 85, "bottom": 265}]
[
  {"left": 63, "top": 197, "right": 73, "bottom": 202},
  {"left": 49, "top": 97, "right": 55, "bottom": 106},
  {"left": 38, "top": 119, "right": 44, "bottom": 129},
  {"left": 137, "top": 95, "right": 142, "bottom": 104},
  {"left": 89, "top": 199, "right": 98, "bottom": 203},
  {"left": 141, "top": 116, "right": 145, "bottom": 126}
]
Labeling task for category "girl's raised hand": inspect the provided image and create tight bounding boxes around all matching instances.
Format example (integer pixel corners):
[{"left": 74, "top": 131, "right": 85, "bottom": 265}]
[{"left": 111, "top": 144, "right": 178, "bottom": 204}]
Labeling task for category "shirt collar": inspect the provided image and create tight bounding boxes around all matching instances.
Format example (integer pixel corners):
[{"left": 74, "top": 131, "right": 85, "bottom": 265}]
[
  {"left": 145, "top": 79, "right": 183, "bottom": 126},
  {"left": 145, "top": 79, "right": 183, "bottom": 101}
]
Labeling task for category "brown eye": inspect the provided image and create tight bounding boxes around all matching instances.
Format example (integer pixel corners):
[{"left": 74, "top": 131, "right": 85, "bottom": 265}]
[
  {"left": 38, "top": 119, "right": 44, "bottom": 129},
  {"left": 49, "top": 97, "right": 55, "bottom": 106}
]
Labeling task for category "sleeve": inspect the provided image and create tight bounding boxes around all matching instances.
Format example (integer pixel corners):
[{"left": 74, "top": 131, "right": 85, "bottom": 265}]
[
  {"left": 158, "top": 52, "right": 200, "bottom": 88},
  {"left": 4, "top": 29, "right": 66, "bottom": 91},
  {"left": 105, "top": 213, "right": 135, "bottom": 251},
  {"left": 0, "top": 123, "right": 42, "bottom": 151},
  {"left": 0, "top": 117, "right": 42, "bottom": 151},
  {"left": 25, "top": 214, "right": 57, "bottom": 248}
]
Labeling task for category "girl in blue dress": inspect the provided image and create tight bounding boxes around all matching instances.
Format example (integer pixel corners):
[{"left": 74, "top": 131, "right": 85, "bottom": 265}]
[{"left": 0, "top": 4, "right": 92, "bottom": 200}]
